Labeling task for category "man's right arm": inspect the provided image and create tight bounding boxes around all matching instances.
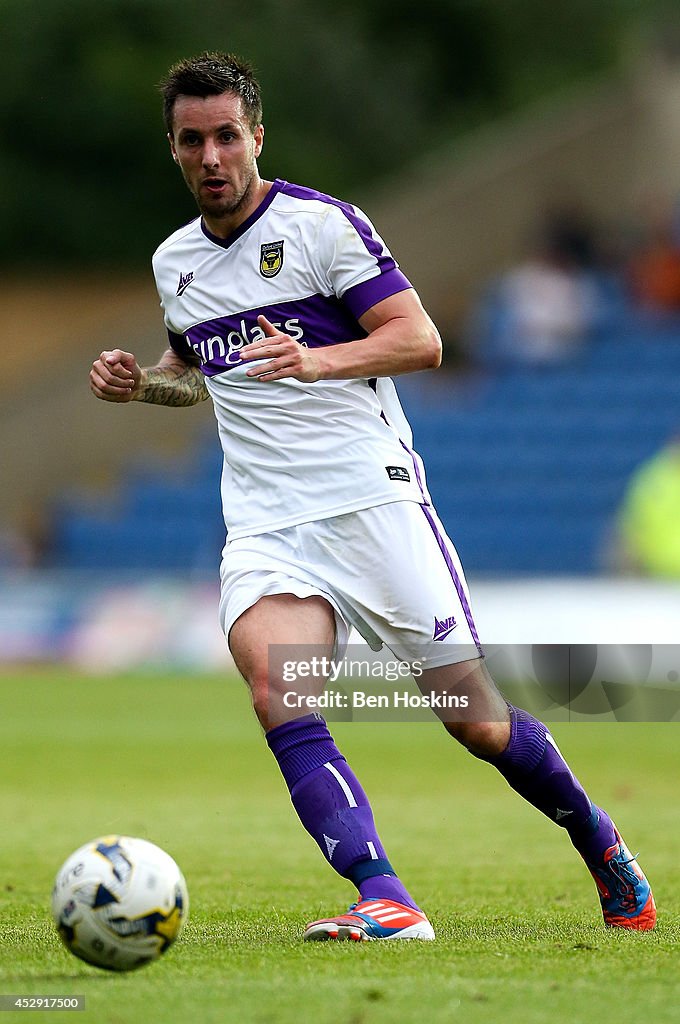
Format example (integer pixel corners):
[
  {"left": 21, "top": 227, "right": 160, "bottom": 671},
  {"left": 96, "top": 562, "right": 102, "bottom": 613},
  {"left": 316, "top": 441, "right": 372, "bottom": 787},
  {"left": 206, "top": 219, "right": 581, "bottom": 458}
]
[{"left": 90, "top": 347, "right": 208, "bottom": 407}]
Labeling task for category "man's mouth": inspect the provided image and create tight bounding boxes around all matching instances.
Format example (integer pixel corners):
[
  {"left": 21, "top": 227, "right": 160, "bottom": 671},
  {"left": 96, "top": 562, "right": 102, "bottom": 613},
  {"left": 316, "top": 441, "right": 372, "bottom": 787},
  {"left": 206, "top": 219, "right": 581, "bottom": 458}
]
[{"left": 202, "top": 177, "right": 228, "bottom": 194}]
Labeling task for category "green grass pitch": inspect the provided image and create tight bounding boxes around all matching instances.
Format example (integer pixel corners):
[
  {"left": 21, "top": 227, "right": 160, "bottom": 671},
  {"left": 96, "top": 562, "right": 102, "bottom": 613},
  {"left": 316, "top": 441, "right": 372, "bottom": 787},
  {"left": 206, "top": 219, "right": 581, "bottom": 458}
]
[{"left": 0, "top": 670, "right": 678, "bottom": 1024}]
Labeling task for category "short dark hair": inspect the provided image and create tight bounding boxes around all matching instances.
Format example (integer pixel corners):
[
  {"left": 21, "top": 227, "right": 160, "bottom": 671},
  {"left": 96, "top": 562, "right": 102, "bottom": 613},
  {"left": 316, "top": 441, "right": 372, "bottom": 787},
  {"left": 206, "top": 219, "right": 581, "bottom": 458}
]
[{"left": 159, "top": 52, "right": 262, "bottom": 135}]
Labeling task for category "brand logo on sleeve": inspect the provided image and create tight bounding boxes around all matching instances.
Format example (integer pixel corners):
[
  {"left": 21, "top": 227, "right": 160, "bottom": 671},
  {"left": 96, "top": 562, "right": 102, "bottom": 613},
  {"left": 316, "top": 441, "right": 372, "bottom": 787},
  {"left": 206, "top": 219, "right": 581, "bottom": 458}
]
[
  {"left": 176, "top": 270, "right": 195, "bottom": 296},
  {"left": 386, "top": 466, "right": 411, "bottom": 483},
  {"left": 433, "top": 615, "right": 457, "bottom": 641},
  {"left": 260, "top": 240, "right": 284, "bottom": 278}
]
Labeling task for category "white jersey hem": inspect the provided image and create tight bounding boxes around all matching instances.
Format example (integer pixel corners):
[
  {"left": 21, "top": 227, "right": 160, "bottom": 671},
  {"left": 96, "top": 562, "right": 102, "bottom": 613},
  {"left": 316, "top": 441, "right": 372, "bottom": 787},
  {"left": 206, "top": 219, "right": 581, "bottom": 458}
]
[{"left": 224, "top": 493, "right": 428, "bottom": 542}]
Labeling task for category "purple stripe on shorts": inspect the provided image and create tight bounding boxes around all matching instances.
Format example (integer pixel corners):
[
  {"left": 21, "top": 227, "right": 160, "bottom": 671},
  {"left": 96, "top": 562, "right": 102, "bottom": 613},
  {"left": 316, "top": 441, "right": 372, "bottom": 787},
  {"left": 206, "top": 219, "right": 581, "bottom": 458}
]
[
  {"left": 380, "top": 406, "right": 481, "bottom": 652},
  {"left": 420, "top": 504, "right": 482, "bottom": 652}
]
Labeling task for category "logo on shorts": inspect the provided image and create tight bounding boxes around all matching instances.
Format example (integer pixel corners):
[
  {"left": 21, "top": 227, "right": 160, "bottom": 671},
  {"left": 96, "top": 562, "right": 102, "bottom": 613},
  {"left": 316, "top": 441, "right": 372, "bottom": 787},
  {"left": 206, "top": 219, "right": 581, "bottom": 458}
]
[
  {"left": 260, "top": 240, "right": 284, "bottom": 278},
  {"left": 386, "top": 466, "right": 410, "bottom": 482},
  {"left": 433, "top": 615, "right": 457, "bottom": 641}
]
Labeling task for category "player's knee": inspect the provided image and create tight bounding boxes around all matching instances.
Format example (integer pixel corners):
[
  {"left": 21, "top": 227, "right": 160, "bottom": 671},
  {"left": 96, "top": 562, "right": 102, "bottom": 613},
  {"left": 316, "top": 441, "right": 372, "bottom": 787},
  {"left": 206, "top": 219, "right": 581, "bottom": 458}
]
[
  {"left": 445, "top": 719, "right": 510, "bottom": 758},
  {"left": 246, "top": 671, "right": 274, "bottom": 728},
  {"left": 248, "top": 672, "right": 299, "bottom": 731}
]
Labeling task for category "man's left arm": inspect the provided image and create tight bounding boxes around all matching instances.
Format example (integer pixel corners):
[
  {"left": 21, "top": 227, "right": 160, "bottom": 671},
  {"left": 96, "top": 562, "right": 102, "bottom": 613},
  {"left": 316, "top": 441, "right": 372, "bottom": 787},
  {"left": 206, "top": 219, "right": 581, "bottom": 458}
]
[{"left": 239, "top": 289, "right": 442, "bottom": 383}]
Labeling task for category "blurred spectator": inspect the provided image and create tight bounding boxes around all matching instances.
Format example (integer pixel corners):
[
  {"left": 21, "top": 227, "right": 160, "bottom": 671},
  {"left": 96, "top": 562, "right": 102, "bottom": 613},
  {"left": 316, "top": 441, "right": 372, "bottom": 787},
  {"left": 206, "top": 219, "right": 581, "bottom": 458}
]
[
  {"left": 469, "top": 204, "right": 609, "bottom": 368},
  {"left": 616, "top": 437, "right": 680, "bottom": 578},
  {"left": 627, "top": 196, "right": 680, "bottom": 313}
]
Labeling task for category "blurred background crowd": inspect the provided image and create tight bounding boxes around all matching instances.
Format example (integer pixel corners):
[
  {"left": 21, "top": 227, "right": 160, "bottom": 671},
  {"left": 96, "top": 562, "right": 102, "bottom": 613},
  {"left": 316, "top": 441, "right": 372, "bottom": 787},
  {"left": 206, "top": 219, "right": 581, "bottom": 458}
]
[{"left": 2, "top": 0, "right": 679, "bottom": 667}]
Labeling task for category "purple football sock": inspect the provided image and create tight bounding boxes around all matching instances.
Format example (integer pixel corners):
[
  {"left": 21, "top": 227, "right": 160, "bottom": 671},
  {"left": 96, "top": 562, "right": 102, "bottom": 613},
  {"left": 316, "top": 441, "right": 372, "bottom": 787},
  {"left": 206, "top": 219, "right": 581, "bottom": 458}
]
[
  {"left": 479, "top": 704, "right": 617, "bottom": 865},
  {"left": 266, "top": 714, "right": 419, "bottom": 909}
]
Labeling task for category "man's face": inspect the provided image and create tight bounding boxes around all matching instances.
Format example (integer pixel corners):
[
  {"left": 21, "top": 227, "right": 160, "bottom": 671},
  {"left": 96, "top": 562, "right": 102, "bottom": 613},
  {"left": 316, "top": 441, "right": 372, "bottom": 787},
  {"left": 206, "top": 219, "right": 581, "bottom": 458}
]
[{"left": 169, "top": 92, "right": 264, "bottom": 230}]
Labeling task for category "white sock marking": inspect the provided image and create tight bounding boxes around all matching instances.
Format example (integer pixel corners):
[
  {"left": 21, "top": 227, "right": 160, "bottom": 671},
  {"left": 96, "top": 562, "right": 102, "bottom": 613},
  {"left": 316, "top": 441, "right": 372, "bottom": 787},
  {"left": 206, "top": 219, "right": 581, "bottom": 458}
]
[{"left": 324, "top": 761, "right": 358, "bottom": 807}]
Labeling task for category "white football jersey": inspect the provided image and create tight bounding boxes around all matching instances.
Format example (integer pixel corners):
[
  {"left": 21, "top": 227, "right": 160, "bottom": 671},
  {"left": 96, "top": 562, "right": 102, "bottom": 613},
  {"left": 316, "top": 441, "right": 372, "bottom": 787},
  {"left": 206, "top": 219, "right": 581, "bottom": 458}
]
[{"left": 152, "top": 179, "right": 432, "bottom": 540}]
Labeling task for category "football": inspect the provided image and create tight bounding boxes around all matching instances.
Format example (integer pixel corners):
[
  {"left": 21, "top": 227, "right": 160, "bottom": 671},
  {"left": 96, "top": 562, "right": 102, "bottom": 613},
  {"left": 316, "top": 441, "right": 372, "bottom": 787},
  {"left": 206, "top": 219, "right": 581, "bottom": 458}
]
[{"left": 51, "top": 835, "right": 188, "bottom": 971}]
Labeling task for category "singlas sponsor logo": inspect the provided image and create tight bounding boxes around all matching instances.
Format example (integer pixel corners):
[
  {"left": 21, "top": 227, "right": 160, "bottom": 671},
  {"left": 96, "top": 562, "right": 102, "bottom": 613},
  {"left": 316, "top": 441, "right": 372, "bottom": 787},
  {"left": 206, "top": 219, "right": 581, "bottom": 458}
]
[{"left": 187, "top": 318, "right": 305, "bottom": 365}]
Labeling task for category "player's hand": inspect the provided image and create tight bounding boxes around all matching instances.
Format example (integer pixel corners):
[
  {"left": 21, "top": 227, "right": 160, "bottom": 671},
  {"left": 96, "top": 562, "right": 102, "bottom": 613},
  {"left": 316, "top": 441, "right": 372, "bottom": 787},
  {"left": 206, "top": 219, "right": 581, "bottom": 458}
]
[
  {"left": 90, "top": 349, "right": 142, "bottom": 402},
  {"left": 239, "top": 316, "right": 321, "bottom": 383}
]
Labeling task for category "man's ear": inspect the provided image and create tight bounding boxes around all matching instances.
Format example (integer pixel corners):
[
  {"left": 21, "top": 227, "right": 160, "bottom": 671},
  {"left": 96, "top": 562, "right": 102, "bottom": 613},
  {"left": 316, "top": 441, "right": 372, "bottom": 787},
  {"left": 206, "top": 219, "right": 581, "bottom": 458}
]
[
  {"left": 253, "top": 123, "right": 264, "bottom": 159},
  {"left": 168, "top": 133, "right": 179, "bottom": 164}
]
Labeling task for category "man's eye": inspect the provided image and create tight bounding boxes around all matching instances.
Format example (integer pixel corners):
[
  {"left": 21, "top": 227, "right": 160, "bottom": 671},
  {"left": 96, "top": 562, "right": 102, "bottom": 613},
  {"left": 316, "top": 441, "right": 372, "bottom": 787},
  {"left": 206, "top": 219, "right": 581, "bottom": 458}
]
[{"left": 182, "top": 135, "right": 200, "bottom": 146}]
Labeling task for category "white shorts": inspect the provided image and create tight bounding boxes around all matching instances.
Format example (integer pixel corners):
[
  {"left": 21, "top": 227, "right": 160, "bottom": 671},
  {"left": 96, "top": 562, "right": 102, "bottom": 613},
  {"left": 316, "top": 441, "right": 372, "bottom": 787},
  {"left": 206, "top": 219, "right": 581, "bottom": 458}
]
[{"left": 219, "top": 500, "right": 483, "bottom": 669}]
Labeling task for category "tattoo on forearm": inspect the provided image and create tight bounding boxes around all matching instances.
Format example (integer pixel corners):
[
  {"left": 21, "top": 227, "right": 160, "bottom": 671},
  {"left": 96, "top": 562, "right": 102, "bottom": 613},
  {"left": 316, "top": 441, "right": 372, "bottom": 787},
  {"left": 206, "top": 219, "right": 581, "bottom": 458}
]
[{"left": 138, "top": 364, "right": 209, "bottom": 407}]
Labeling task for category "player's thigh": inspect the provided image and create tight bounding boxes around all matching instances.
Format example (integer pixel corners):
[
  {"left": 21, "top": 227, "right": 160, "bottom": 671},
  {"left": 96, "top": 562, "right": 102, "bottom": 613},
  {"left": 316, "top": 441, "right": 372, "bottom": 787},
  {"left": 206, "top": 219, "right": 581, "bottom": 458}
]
[
  {"left": 229, "top": 593, "right": 336, "bottom": 727},
  {"left": 219, "top": 527, "right": 352, "bottom": 660}
]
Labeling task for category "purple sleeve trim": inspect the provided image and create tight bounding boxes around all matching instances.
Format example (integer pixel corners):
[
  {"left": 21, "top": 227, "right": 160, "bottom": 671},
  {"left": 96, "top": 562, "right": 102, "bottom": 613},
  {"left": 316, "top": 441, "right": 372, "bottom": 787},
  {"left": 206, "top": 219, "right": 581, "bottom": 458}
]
[{"left": 342, "top": 268, "right": 412, "bottom": 319}]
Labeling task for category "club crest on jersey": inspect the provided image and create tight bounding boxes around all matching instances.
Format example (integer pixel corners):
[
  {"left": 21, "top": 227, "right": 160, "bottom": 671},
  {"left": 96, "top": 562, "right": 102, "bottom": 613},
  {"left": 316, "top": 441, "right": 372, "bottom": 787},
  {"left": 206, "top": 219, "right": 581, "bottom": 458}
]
[{"left": 260, "top": 240, "right": 284, "bottom": 278}]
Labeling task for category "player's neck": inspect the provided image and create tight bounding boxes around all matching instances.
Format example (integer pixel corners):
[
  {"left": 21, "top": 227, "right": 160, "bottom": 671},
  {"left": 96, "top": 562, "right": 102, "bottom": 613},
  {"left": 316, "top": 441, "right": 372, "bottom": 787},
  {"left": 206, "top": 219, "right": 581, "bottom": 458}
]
[{"left": 201, "top": 177, "right": 272, "bottom": 240}]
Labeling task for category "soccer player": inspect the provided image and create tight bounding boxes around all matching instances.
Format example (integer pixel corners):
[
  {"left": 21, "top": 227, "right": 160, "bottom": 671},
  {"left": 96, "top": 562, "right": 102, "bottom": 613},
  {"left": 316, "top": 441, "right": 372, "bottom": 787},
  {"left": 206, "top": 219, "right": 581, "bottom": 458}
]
[{"left": 89, "top": 52, "right": 655, "bottom": 939}]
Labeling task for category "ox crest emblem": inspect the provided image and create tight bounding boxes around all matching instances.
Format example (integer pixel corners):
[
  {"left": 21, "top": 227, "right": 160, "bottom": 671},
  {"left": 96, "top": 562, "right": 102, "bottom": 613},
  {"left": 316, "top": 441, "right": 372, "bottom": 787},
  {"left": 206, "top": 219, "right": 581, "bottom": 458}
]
[{"left": 260, "top": 240, "right": 284, "bottom": 278}]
